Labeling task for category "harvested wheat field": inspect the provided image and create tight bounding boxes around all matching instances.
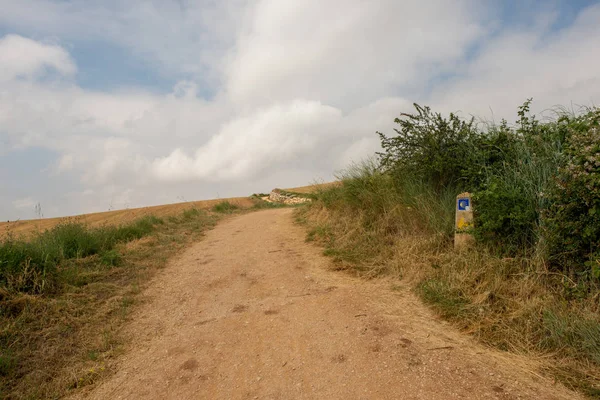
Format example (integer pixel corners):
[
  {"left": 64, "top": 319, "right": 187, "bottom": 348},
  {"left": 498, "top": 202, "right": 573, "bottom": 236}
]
[
  {"left": 0, "top": 197, "right": 253, "bottom": 239},
  {"left": 0, "top": 184, "right": 330, "bottom": 239}
]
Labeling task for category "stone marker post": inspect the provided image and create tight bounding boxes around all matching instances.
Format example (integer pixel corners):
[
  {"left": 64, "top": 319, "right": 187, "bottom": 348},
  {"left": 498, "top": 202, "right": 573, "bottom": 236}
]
[{"left": 455, "top": 192, "right": 475, "bottom": 250}]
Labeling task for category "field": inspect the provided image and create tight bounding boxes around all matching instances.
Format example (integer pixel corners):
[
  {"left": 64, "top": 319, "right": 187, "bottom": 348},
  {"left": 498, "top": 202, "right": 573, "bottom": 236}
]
[
  {"left": 0, "top": 183, "right": 333, "bottom": 239},
  {"left": 0, "top": 197, "right": 254, "bottom": 239},
  {"left": 0, "top": 187, "right": 321, "bottom": 399}
]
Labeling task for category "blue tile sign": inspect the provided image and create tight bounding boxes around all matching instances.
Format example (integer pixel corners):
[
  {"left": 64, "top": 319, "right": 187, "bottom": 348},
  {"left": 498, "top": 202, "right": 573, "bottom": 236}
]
[{"left": 458, "top": 198, "right": 470, "bottom": 211}]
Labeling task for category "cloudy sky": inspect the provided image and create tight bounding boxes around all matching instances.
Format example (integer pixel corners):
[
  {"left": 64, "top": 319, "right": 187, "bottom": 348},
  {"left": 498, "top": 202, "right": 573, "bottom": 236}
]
[{"left": 1, "top": 0, "right": 599, "bottom": 220}]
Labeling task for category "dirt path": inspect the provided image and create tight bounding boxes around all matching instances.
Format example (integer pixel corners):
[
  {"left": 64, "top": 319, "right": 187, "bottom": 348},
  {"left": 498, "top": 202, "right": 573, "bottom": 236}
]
[{"left": 77, "top": 209, "right": 580, "bottom": 400}]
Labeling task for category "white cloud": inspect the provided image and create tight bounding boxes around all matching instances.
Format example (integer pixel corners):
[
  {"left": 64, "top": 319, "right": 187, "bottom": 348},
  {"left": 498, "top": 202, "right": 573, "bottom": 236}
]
[
  {"left": 152, "top": 100, "right": 342, "bottom": 181},
  {"left": 0, "top": 0, "right": 248, "bottom": 87},
  {"left": 227, "top": 0, "right": 486, "bottom": 110},
  {"left": 431, "top": 3, "right": 600, "bottom": 119},
  {"left": 1, "top": 2, "right": 600, "bottom": 219},
  {"left": 0, "top": 34, "right": 76, "bottom": 82},
  {"left": 55, "top": 154, "right": 74, "bottom": 172}
]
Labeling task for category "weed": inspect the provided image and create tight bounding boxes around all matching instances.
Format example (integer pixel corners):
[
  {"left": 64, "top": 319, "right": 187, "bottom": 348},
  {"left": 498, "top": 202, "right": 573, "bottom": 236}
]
[
  {"left": 251, "top": 200, "right": 288, "bottom": 210},
  {"left": 100, "top": 250, "right": 121, "bottom": 267},
  {"left": 417, "top": 279, "right": 471, "bottom": 320},
  {"left": 212, "top": 201, "right": 240, "bottom": 213},
  {"left": 0, "top": 353, "right": 15, "bottom": 377},
  {"left": 541, "top": 309, "right": 600, "bottom": 364},
  {"left": 180, "top": 208, "right": 203, "bottom": 221}
]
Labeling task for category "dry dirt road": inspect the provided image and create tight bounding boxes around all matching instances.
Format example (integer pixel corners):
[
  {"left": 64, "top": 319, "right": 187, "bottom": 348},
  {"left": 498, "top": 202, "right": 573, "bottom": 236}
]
[{"left": 76, "top": 209, "right": 580, "bottom": 400}]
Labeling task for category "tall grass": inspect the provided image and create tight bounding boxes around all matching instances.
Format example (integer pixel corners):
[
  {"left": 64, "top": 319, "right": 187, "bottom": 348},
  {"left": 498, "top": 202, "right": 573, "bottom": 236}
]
[
  {"left": 0, "top": 208, "right": 218, "bottom": 399},
  {"left": 299, "top": 101, "right": 600, "bottom": 396},
  {"left": 0, "top": 216, "right": 163, "bottom": 295},
  {"left": 300, "top": 165, "right": 600, "bottom": 395},
  {"left": 212, "top": 201, "right": 240, "bottom": 213}
]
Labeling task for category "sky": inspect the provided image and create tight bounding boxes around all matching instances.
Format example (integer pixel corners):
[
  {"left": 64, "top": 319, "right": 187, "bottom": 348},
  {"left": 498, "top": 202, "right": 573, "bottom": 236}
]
[{"left": 1, "top": 0, "right": 599, "bottom": 220}]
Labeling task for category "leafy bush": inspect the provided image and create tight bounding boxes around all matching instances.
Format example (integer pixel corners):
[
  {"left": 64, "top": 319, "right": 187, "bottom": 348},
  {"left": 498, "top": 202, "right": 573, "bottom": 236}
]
[
  {"left": 376, "top": 100, "right": 600, "bottom": 268},
  {"left": 472, "top": 101, "right": 569, "bottom": 255},
  {"left": 473, "top": 177, "right": 539, "bottom": 254},
  {"left": 545, "top": 109, "right": 600, "bottom": 274},
  {"left": 377, "top": 103, "right": 480, "bottom": 192}
]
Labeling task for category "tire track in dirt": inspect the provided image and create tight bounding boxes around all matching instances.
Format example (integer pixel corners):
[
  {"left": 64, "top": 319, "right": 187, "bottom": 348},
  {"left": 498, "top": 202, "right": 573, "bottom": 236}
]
[{"left": 75, "top": 209, "right": 581, "bottom": 400}]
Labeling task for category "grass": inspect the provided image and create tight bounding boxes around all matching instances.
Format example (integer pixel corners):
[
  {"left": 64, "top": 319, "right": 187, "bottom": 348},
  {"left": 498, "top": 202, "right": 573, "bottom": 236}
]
[
  {"left": 0, "top": 216, "right": 164, "bottom": 295},
  {"left": 250, "top": 201, "right": 288, "bottom": 210},
  {"left": 0, "top": 207, "right": 220, "bottom": 399},
  {"left": 0, "top": 189, "right": 313, "bottom": 399},
  {"left": 417, "top": 279, "right": 472, "bottom": 320},
  {"left": 275, "top": 189, "right": 317, "bottom": 200},
  {"left": 298, "top": 167, "right": 600, "bottom": 398},
  {"left": 212, "top": 201, "right": 240, "bottom": 213}
]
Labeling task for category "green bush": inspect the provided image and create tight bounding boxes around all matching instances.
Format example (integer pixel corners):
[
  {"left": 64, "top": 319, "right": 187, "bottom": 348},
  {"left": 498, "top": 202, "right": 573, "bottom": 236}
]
[
  {"left": 545, "top": 109, "right": 600, "bottom": 274},
  {"left": 378, "top": 103, "right": 480, "bottom": 192},
  {"left": 376, "top": 100, "right": 600, "bottom": 274},
  {"left": 472, "top": 101, "right": 569, "bottom": 255},
  {"left": 473, "top": 177, "right": 538, "bottom": 254}
]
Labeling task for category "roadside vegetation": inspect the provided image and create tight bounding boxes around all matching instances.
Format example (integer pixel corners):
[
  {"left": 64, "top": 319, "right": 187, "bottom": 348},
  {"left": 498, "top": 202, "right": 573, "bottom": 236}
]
[
  {"left": 298, "top": 100, "right": 600, "bottom": 397},
  {"left": 0, "top": 195, "right": 283, "bottom": 399}
]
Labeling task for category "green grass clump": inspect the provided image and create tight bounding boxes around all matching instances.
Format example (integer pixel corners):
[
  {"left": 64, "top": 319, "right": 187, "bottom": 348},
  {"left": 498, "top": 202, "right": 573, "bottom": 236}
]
[
  {"left": 180, "top": 208, "right": 203, "bottom": 221},
  {"left": 0, "top": 216, "right": 164, "bottom": 295},
  {"left": 542, "top": 310, "right": 600, "bottom": 364},
  {"left": 212, "top": 201, "right": 240, "bottom": 213},
  {"left": 417, "top": 279, "right": 472, "bottom": 320},
  {"left": 250, "top": 200, "right": 287, "bottom": 210},
  {"left": 99, "top": 249, "right": 121, "bottom": 267}
]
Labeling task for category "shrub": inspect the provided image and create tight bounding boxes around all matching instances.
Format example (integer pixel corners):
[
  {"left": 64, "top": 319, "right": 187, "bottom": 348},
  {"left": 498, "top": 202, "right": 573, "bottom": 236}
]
[
  {"left": 472, "top": 101, "right": 571, "bottom": 255},
  {"left": 377, "top": 103, "right": 480, "bottom": 192},
  {"left": 473, "top": 177, "right": 538, "bottom": 254},
  {"left": 545, "top": 109, "right": 600, "bottom": 275}
]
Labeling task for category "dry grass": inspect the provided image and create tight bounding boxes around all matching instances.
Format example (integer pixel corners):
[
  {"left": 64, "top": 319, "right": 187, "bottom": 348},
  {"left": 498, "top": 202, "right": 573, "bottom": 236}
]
[
  {"left": 298, "top": 191, "right": 600, "bottom": 398},
  {"left": 0, "top": 197, "right": 255, "bottom": 240},
  {"left": 0, "top": 184, "right": 331, "bottom": 240},
  {"left": 0, "top": 208, "right": 221, "bottom": 399},
  {"left": 0, "top": 186, "right": 330, "bottom": 399},
  {"left": 284, "top": 182, "right": 340, "bottom": 194}
]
